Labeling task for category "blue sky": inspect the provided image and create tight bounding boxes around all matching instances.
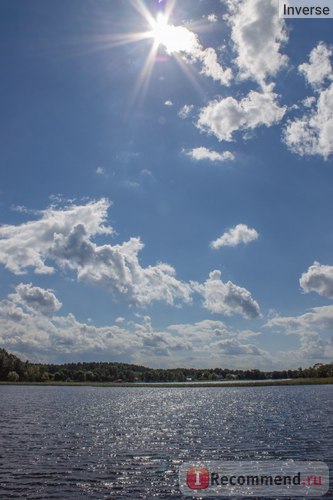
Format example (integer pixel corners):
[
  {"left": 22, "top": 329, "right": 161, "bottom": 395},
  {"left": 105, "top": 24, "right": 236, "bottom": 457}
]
[{"left": 0, "top": 0, "right": 332, "bottom": 369}]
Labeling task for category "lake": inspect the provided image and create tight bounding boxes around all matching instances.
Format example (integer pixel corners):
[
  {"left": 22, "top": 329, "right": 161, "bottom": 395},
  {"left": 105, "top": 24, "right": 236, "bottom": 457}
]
[{"left": 0, "top": 385, "right": 332, "bottom": 498}]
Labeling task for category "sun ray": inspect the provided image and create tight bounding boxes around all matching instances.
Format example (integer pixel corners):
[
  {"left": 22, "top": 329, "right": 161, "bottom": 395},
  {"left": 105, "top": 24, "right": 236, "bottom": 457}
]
[
  {"left": 170, "top": 52, "right": 205, "bottom": 97},
  {"left": 126, "top": 42, "right": 159, "bottom": 113},
  {"left": 77, "top": 0, "right": 204, "bottom": 112}
]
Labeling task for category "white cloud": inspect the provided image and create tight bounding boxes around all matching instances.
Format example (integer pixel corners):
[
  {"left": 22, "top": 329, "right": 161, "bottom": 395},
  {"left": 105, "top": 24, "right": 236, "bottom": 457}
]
[
  {"left": 207, "top": 14, "right": 218, "bottom": 23},
  {"left": 0, "top": 199, "right": 192, "bottom": 307},
  {"left": 140, "top": 168, "right": 152, "bottom": 176},
  {"left": 303, "top": 96, "right": 316, "bottom": 108},
  {"left": 96, "top": 166, "right": 107, "bottom": 176},
  {"left": 197, "top": 87, "right": 286, "bottom": 141},
  {"left": 226, "top": 0, "right": 288, "bottom": 85},
  {"left": 283, "top": 83, "right": 333, "bottom": 159},
  {"left": 0, "top": 292, "right": 134, "bottom": 359},
  {"left": 0, "top": 199, "right": 112, "bottom": 275},
  {"left": 9, "top": 283, "right": 62, "bottom": 318},
  {"left": 298, "top": 332, "right": 333, "bottom": 360},
  {"left": 185, "top": 147, "right": 235, "bottom": 162},
  {"left": 157, "top": 22, "right": 232, "bottom": 85},
  {"left": 211, "top": 224, "right": 258, "bottom": 249},
  {"left": 265, "top": 305, "right": 333, "bottom": 334},
  {"left": 115, "top": 316, "right": 125, "bottom": 323},
  {"left": 164, "top": 100, "right": 173, "bottom": 106},
  {"left": 200, "top": 47, "right": 233, "bottom": 85},
  {"left": 300, "top": 261, "right": 333, "bottom": 299},
  {"left": 0, "top": 287, "right": 267, "bottom": 366},
  {"left": 194, "top": 270, "right": 261, "bottom": 319},
  {"left": 265, "top": 307, "right": 333, "bottom": 362},
  {"left": 158, "top": 23, "right": 201, "bottom": 55},
  {"left": 178, "top": 104, "right": 194, "bottom": 119},
  {"left": 283, "top": 44, "right": 333, "bottom": 159},
  {"left": 215, "top": 338, "right": 264, "bottom": 355},
  {"left": 299, "top": 42, "right": 333, "bottom": 90}
]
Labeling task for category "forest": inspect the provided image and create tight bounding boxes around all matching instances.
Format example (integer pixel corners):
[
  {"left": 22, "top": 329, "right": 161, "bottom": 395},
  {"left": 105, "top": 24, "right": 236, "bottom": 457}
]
[{"left": 0, "top": 348, "right": 332, "bottom": 383}]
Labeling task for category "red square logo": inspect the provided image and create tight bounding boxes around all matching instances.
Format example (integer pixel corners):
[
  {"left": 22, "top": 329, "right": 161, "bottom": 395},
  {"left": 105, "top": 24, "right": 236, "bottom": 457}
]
[{"left": 186, "top": 466, "right": 209, "bottom": 490}]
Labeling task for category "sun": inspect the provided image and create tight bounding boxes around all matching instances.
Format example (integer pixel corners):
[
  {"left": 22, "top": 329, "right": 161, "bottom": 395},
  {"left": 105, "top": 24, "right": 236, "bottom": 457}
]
[
  {"left": 149, "top": 13, "right": 198, "bottom": 55},
  {"left": 150, "top": 13, "right": 170, "bottom": 47},
  {"left": 96, "top": 0, "right": 200, "bottom": 109}
]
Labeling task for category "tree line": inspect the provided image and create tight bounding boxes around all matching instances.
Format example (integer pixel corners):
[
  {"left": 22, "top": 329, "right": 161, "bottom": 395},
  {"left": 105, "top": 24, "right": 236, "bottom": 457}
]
[{"left": 0, "top": 348, "right": 332, "bottom": 383}]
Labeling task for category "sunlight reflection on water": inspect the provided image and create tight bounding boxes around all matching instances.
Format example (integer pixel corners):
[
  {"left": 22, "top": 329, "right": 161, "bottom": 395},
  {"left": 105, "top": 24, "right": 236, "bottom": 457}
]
[{"left": 0, "top": 385, "right": 332, "bottom": 498}]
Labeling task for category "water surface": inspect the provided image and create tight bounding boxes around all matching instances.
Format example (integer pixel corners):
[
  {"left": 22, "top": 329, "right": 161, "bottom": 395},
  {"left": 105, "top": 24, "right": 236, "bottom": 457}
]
[{"left": 0, "top": 385, "right": 332, "bottom": 498}]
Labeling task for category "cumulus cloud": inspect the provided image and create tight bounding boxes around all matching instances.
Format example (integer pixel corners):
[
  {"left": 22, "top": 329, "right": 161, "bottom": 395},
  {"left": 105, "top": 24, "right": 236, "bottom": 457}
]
[
  {"left": 194, "top": 270, "right": 261, "bottom": 319},
  {"left": 0, "top": 291, "right": 134, "bottom": 358},
  {"left": 184, "top": 147, "right": 235, "bottom": 162},
  {"left": 283, "top": 83, "right": 333, "bottom": 159},
  {"left": 0, "top": 200, "right": 261, "bottom": 316},
  {"left": 211, "top": 224, "right": 258, "bottom": 249},
  {"left": 197, "top": 87, "right": 286, "bottom": 141},
  {"left": 0, "top": 199, "right": 192, "bottom": 307},
  {"left": 299, "top": 42, "right": 333, "bottom": 90},
  {"left": 283, "top": 44, "right": 333, "bottom": 159},
  {"left": 0, "top": 198, "right": 112, "bottom": 275},
  {"left": 0, "top": 287, "right": 267, "bottom": 365},
  {"left": 164, "top": 100, "right": 173, "bottom": 106},
  {"left": 300, "top": 261, "right": 333, "bottom": 299},
  {"left": 226, "top": 0, "right": 288, "bottom": 85},
  {"left": 9, "top": 283, "right": 62, "bottom": 318}
]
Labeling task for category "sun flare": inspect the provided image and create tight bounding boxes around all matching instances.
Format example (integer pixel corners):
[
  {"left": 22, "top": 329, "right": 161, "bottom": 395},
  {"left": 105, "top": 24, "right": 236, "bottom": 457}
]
[
  {"left": 103, "top": 0, "right": 201, "bottom": 109},
  {"left": 149, "top": 13, "right": 198, "bottom": 54},
  {"left": 151, "top": 13, "right": 169, "bottom": 46}
]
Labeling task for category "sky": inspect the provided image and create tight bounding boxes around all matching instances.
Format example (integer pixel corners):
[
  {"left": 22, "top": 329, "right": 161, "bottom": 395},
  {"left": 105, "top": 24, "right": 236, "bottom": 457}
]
[{"left": 0, "top": 0, "right": 333, "bottom": 369}]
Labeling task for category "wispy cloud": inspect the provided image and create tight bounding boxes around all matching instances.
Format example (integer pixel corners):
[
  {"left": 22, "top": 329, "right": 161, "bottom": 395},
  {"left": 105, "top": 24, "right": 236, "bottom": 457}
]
[
  {"left": 265, "top": 304, "right": 333, "bottom": 338},
  {"left": 178, "top": 104, "right": 194, "bottom": 119},
  {"left": 96, "top": 166, "right": 107, "bottom": 177}
]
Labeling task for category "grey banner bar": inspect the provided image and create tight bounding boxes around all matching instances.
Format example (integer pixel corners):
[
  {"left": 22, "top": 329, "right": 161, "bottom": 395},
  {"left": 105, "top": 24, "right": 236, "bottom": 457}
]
[{"left": 279, "top": 0, "right": 333, "bottom": 18}]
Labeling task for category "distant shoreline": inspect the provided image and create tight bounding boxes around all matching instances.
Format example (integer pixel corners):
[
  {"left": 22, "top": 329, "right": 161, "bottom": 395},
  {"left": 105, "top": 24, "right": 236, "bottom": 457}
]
[{"left": 1, "top": 377, "right": 332, "bottom": 388}]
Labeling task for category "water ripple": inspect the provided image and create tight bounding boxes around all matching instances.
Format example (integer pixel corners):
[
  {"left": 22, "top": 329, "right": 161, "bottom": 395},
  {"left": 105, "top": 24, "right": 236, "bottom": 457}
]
[{"left": 0, "top": 385, "right": 332, "bottom": 498}]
